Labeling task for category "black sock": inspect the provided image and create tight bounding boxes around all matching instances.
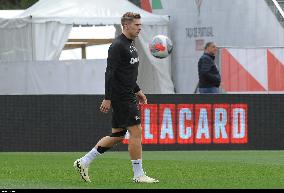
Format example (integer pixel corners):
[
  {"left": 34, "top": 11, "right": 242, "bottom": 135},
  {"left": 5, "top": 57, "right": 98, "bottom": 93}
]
[{"left": 97, "top": 146, "right": 111, "bottom": 154}]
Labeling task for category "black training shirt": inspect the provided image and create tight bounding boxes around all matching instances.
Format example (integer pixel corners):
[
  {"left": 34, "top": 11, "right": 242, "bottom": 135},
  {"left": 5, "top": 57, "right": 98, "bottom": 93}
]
[{"left": 105, "top": 34, "right": 141, "bottom": 102}]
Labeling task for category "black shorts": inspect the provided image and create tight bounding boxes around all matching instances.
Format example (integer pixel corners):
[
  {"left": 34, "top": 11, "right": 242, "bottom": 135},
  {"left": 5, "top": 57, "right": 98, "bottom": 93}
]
[{"left": 111, "top": 101, "right": 141, "bottom": 129}]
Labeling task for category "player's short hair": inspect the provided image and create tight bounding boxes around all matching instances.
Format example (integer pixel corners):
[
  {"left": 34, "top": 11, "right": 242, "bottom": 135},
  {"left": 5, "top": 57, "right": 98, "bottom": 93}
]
[
  {"left": 204, "top": 42, "right": 215, "bottom": 50},
  {"left": 121, "top": 12, "right": 141, "bottom": 27}
]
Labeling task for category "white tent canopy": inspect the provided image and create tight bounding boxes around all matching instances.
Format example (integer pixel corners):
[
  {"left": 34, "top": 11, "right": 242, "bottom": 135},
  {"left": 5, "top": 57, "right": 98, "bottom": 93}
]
[
  {"left": 0, "top": 10, "right": 24, "bottom": 18},
  {"left": 0, "top": 0, "right": 175, "bottom": 94},
  {"left": 19, "top": 0, "right": 169, "bottom": 25}
]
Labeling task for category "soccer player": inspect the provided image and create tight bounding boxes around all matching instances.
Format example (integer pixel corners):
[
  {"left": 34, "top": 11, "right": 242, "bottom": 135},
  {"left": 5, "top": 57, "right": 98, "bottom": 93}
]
[{"left": 74, "top": 12, "right": 159, "bottom": 184}]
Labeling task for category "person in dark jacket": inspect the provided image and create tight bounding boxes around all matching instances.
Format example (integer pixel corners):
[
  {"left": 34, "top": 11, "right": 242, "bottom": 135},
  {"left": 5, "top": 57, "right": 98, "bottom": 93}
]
[{"left": 198, "top": 42, "right": 221, "bottom": 94}]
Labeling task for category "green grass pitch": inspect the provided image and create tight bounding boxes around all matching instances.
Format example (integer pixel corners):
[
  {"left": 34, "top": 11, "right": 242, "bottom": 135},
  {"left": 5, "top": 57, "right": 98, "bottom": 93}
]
[{"left": 0, "top": 151, "right": 283, "bottom": 189}]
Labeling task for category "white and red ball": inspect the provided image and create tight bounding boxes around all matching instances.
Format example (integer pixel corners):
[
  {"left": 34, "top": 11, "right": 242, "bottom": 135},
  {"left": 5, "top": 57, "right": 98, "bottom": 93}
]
[{"left": 149, "top": 35, "right": 173, "bottom": 59}]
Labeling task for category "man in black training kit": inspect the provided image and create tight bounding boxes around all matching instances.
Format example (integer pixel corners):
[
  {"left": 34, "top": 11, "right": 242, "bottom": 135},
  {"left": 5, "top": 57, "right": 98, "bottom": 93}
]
[{"left": 74, "top": 12, "right": 159, "bottom": 184}]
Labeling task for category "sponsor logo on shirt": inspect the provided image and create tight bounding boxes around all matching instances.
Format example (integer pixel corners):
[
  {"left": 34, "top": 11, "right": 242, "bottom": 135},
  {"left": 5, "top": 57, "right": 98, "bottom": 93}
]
[{"left": 130, "top": 57, "right": 139, "bottom": 65}]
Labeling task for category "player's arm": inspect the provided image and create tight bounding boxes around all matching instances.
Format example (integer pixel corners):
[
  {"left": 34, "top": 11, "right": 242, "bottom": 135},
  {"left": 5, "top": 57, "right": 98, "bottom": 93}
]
[
  {"left": 133, "top": 79, "right": 147, "bottom": 104},
  {"left": 135, "top": 86, "right": 147, "bottom": 105},
  {"left": 100, "top": 43, "right": 121, "bottom": 113}
]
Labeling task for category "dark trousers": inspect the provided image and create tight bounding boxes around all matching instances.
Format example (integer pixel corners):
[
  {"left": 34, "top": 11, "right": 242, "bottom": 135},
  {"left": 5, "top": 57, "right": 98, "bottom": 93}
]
[{"left": 199, "top": 87, "right": 220, "bottom": 94}]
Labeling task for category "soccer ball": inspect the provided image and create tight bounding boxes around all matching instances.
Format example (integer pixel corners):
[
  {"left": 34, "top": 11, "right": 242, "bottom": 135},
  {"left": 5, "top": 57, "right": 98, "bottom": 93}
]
[{"left": 149, "top": 35, "right": 173, "bottom": 59}]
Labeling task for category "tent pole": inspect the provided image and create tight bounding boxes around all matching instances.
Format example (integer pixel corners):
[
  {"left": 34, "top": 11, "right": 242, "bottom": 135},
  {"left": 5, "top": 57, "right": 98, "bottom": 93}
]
[{"left": 81, "top": 45, "right": 86, "bottom": 59}]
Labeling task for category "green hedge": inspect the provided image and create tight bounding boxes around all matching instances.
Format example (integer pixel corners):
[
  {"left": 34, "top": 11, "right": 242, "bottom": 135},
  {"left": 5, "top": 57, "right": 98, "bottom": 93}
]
[{"left": 0, "top": 0, "right": 38, "bottom": 10}]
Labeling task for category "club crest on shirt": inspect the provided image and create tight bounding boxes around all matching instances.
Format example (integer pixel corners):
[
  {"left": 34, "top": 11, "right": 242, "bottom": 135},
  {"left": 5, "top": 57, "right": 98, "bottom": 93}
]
[{"left": 130, "top": 45, "right": 138, "bottom": 53}]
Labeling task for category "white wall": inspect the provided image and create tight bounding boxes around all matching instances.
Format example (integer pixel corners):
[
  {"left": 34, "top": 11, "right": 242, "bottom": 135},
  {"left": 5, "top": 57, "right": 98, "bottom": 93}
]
[{"left": 0, "top": 60, "right": 106, "bottom": 95}]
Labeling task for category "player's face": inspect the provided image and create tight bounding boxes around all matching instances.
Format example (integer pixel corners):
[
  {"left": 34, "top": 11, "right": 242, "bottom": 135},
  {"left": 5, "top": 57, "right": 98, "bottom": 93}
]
[{"left": 127, "top": 19, "right": 142, "bottom": 39}]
